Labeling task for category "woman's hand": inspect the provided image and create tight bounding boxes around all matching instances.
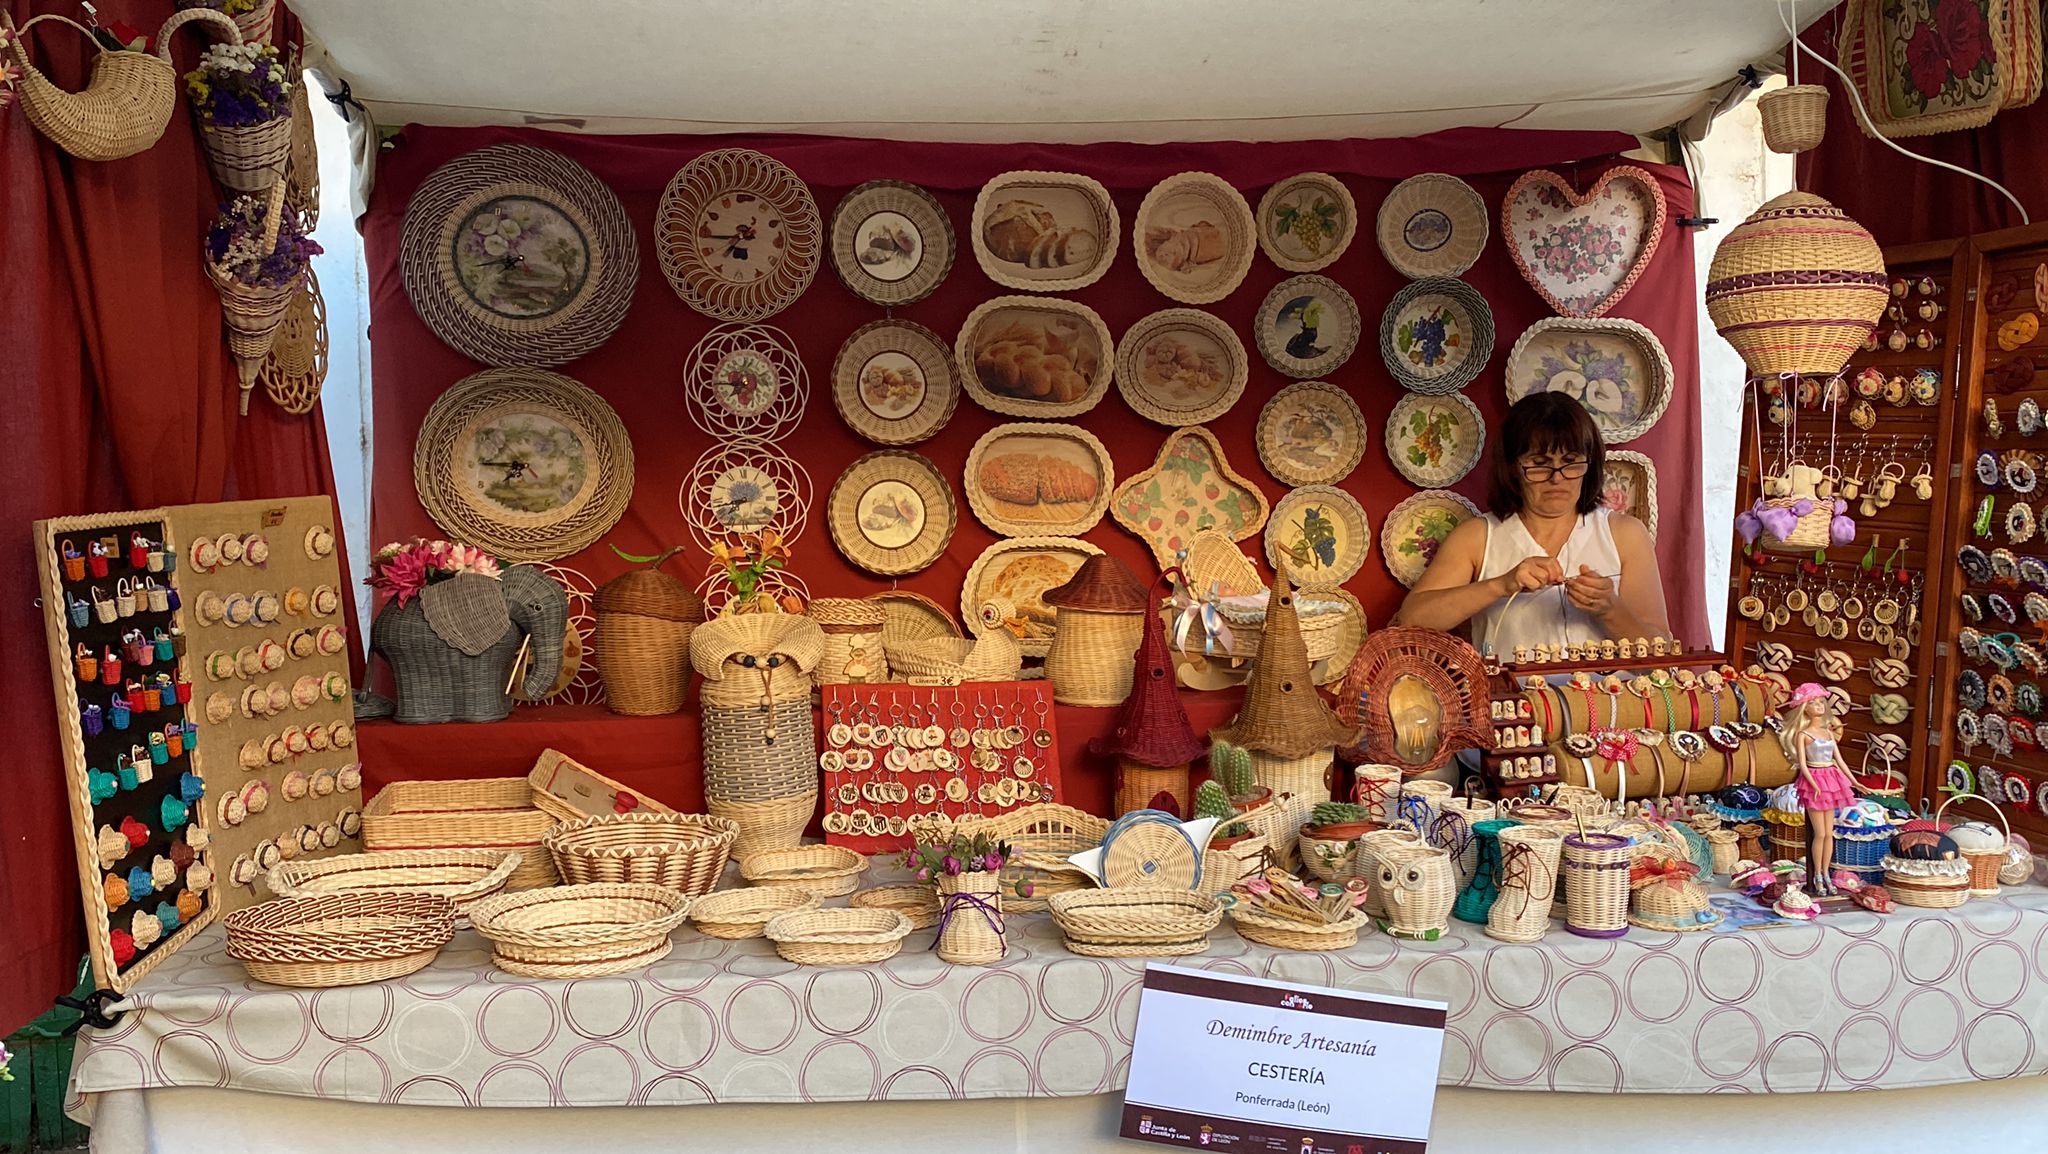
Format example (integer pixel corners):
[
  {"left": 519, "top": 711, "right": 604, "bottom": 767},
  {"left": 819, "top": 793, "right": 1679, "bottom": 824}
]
[
  {"left": 1564, "top": 565, "right": 1616, "bottom": 618},
  {"left": 1496, "top": 555, "right": 1566, "bottom": 597}
]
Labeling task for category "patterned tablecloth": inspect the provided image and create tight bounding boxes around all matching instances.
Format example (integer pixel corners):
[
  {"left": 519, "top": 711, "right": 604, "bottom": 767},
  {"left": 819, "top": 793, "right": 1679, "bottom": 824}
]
[{"left": 69, "top": 880, "right": 2048, "bottom": 1111}]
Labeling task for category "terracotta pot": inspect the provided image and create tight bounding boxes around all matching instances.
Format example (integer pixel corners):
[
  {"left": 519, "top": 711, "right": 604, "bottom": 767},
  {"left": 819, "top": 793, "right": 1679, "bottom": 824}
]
[
  {"left": 1302, "top": 820, "right": 1378, "bottom": 842},
  {"left": 1299, "top": 821, "right": 1377, "bottom": 882},
  {"left": 1209, "top": 830, "right": 1257, "bottom": 851},
  {"left": 1229, "top": 785, "right": 1273, "bottom": 811}
]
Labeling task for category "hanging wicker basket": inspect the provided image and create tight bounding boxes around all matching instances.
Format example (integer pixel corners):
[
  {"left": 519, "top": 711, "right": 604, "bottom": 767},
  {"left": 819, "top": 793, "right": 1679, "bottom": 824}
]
[
  {"left": 201, "top": 116, "right": 293, "bottom": 194},
  {"left": 2, "top": 10, "right": 187, "bottom": 162},
  {"left": 1758, "top": 83, "right": 1829, "bottom": 154},
  {"left": 1705, "top": 191, "right": 1888, "bottom": 381}
]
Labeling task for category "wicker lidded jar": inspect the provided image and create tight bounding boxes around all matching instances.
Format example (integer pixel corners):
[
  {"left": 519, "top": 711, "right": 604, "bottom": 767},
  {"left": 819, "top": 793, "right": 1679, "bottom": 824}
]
[
  {"left": 1091, "top": 600, "right": 1208, "bottom": 818},
  {"left": 808, "top": 598, "right": 889, "bottom": 686},
  {"left": 1042, "top": 555, "right": 1151, "bottom": 707},
  {"left": 689, "top": 612, "right": 826, "bottom": 857},
  {"left": 1705, "top": 191, "right": 1888, "bottom": 380},
  {"left": 593, "top": 568, "right": 705, "bottom": 716}
]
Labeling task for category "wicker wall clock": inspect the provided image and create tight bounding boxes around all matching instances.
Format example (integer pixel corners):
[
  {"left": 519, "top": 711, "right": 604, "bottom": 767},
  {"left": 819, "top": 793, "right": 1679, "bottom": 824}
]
[
  {"left": 399, "top": 143, "right": 639, "bottom": 368},
  {"left": 1134, "top": 172, "right": 1257, "bottom": 305},
  {"left": 827, "top": 450, "right": 956, "bottom": 576},
  {"left": 830, "top": 319, "right": 959, "bottom": 445},
  {"left": 962, "top": 536, "right": 1104, "bottom": 658},
  {"left": 971, "top": 171, "right": 1119, "bottom": 292},
  {"left": 1376, "top": 173, "right": 1489, "bottom": 280},
  {"left": 1504, "top": 317, "right": 1674, "bottom": 444},
  {"left": 1254, "top": 274, "right": 1360, "bottom": 379},
  {"left": 684, "top": 323, "right": 808, "bottom": 441},
  {"left": 1115, "top": 308, "right": 1248, "bottom": 426},
  {"left": 1111, "top": 426, "right": 1271, "bottom": 568},
  {"left": 412, "top": 368, "right": 635, "bottom": 563},
  {"left": 1385, "top": 393, "right": 1485, "bottom": 488},
  {"left": 957, "top": 296, "right": 1115, "bottom": 418},
  {"left": 656, "top": 148, "right": 821, "bottom": 322},
  {"left": 1256, "top": 172, "right": 1357, "bottom": 273},
  {"left": 830, "top": 179, "right": 955, "bottom": 306},
  {"left": 1265, "top": 485, "right": 1371, "bottom": 587},
  {"left": 1600, "top": 450, "right": 1659, "bottom": 541},
  {"left": 1381, "top": 490, "right": 1481, "bottom": 587},
  {"left": 680, "top": 437, "right": 811, "bottom": 551},
  {"left": 964, "top": 422, "right": 1114, "bottom": 538},
  {"left": 1256, "top": 381, "right": 1366, "bottom": 487},
  {"left": 1501, "top": 166, "right": 1666, "bottom": 318},
  {"left": 1380, "top": 276, "right": 1496, "bottom": 395}
]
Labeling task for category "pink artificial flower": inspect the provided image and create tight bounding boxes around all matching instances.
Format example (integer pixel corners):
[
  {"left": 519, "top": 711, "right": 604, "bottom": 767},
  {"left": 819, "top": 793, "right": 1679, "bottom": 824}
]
[
  {"left": 981, "top": 852, "right": 1004, "bottom": 872},
  {"left": 941, "top": 855, "right": 962, "bottom": 876}
]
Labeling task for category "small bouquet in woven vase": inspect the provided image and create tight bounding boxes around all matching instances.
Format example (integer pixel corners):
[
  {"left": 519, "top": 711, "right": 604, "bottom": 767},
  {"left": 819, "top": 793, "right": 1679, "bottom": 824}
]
[
  {"left": 185, "top": 38, "right": 292, "bottom": 192},
  {"left": 182, "top": 0, "right": 277, "bottom": 46},
  {"left": 368, "top": 539, "right": 502, "bottom": 606},
  {"left": 705, "top": 531, "right": 806, "bottom": 617},
  {"left": 905, "top": 833, "right": 1010, "bottom": 965},
  {"left": 204, "top": 188, "right": 319, "bottom": 413}
]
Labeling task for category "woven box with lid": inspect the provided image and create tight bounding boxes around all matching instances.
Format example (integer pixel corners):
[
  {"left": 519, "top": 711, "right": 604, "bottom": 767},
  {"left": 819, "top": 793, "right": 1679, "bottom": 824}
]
[
  {"left": 808, "top": 598, "right": 888, "bottom": 685},
  {"left": 592, "top": 567, "right": 704, "bottom": 716},
  {"left": 1042, "top": 555, "right": 1149, "bottom": 707}
]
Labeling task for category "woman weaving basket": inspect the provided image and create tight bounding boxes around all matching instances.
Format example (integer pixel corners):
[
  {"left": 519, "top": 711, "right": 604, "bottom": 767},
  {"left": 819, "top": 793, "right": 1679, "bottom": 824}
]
[{"left": 1393, "top": 393, "right": 1670, "bottom": 653}]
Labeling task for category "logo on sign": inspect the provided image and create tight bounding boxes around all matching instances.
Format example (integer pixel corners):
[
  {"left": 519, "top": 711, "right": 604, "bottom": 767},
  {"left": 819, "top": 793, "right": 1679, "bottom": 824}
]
[{"left": 1279, "top": 993, "right": 1316, "bottom": 1011}]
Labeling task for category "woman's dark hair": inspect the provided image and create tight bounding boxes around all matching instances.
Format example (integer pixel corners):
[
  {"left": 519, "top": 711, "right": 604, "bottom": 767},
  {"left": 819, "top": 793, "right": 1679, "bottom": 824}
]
[{"left": 1485, "top": 392, "right": 1604, "bottom": 518}]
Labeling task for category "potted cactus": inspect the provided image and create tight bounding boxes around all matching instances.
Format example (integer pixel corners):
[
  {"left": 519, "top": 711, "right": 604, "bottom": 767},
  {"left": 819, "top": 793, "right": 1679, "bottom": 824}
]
[
  {"left": 1195, "top": 780, "right": 1254, "bottom": 848},
  {"left": 1208, "top": 740, "right": 1273, "bottom": 819}
]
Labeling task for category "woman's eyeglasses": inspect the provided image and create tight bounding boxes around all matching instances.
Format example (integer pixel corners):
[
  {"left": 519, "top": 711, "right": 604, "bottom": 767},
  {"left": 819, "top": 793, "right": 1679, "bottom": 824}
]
[{"left": 1520, "top": 459, "right": 1590, "bottom": 483}]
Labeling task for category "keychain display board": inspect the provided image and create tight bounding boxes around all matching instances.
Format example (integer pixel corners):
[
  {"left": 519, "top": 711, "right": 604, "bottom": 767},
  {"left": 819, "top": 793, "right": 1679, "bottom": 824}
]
[
  {"left": 172, "top": 497, "right": 362, "bottom": 910},
  {"left": 1725, "top": 240, "right": 1972, "bottom": 815},
  {"left": 34, "top": 512, "right": 215, "bottom": 994},
  {"left": 819, "top": 681, "right": 1061, "bottom": 854}
]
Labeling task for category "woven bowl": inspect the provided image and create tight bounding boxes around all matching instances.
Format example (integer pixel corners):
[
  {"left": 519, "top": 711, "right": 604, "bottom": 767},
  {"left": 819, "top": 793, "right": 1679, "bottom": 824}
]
[
  {"left": 1050, "top": 889, "right": 1223, "bottom": 957},
  {"left": 849, "top": 884, "right": 943, "bottom": 930},
  {"left": 226, "top": 891, "right": 456, "bottom": 988},
  {"left": 545, "top": 812, "right": 739, "bottom": 897},
  {"left": 688, "top": 886, "right": 822, "bottom": 939},
  {"left": 264, "top": 849, "right": 521, "bottom": 911},
  {"left": 1228, "top": 904, "right": 1371, "bottom": 951},
  {"left": 738, "top": 845, "right": 868, "bottom": 897},
  {"left": 764, "top": 908, "right": 914, "bottom": 965},
  {"left": 466, "top": 883, "right": 691, "bottom": 979}
]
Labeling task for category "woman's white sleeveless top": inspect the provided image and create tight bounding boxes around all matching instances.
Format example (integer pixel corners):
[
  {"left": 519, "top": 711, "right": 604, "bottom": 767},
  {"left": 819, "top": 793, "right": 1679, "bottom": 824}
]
[{"left": 1470, "top": 508, "right": 1622, "bottom": 656}]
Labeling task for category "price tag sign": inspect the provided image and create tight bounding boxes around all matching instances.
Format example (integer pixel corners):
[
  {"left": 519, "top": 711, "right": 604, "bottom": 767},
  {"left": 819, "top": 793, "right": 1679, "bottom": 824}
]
[{"left": 1121, "top": 964, "right": 1446, "bottom": 1154}]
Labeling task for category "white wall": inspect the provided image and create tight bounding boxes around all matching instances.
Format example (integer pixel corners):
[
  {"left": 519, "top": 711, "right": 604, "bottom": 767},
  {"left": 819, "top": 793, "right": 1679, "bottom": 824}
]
[{"left": 307, "top": 80, "right": 374, "bottom": 651}]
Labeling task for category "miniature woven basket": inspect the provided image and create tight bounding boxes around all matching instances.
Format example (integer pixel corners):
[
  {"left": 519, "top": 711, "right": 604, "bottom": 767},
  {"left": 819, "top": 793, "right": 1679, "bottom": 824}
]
[
  {"left": 544, "top": 812, "right": 738, "bottom": 897},
  {"left": 1562, "top": 832, "right": 1633, "bottom": 938},
  {"left": 808, "top": 598, "right": 889, "bottom": 685},
  {"left": 359, "top": 778, "right": 558, "bottom": 890},
  {"left": 1199, "top": 833, "right": 1269, "bottom": 899},
  {"left": 1228, "top": 904, "right": 1369, "bottom": 951},
  {"left": 739, "top": 845, "right": 868, "bottom": 897},
  {"left": 225, "top": 891, "right": 456, "bottom": 988},
  {"left": 1486, "top": 825, "right": 1565, "bottom": 944},
  {"left": 1050, "top": 889, "right": 1223, "bottom": 957},
  {"left": 764, "top": 908, "right": 914, "bottom": 965},
  {"left": 687, "top": 886, "right": 820, "bottom": 939},
  {"left": 264, "top": 850, "right": 521, "bottom": 912},
  {"left": 949, "top": 803, "right": 1109, "bottom": 911},
  {"left": 1881, "top": 855, "right": 1972, "bottom": 909},
  {"left": 1758, "top": 83, "right": 1829, "bottom": 154},
  {"left": 467, "top": 883, "right": 692, "bottom": 979}
]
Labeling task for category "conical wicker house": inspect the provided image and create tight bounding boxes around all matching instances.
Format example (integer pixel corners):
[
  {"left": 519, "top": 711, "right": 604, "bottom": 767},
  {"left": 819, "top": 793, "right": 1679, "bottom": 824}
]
[{"left": 1088, "top": 598, "right": 1207, "bottom": 818}]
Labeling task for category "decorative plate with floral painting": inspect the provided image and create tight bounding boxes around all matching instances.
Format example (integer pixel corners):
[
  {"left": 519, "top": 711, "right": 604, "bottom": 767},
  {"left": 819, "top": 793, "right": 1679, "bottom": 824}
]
[
  {"left": 1385, "top": 393, "right": 1484, "bottom": 488},
  {"left": 1110, "top": 426, "right": 1270, "bottom": 568},
  {"left": 1504, "top": 317, "right": 1673, "bottom": 444},
  {"left": 1600, "top": 450, "right": 1658, "bottom": 541},
  {"left": 1380, "top": 490, "right": 1481, "bottom": 588}
]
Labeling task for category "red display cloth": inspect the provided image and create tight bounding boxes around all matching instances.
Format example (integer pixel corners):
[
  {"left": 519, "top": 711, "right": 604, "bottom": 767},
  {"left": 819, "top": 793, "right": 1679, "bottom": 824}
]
[
  {"left": 362, "top": 127, "right": 1709, "bottom": 647},
  {"left": 0, "top": 0, "right": 355, "bottom": 1033}
]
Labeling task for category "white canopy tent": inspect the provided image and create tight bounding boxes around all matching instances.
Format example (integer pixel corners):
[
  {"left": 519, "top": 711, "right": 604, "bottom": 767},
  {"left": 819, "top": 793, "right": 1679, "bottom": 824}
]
[{"left": 293, "top": 0, "right": 1821, "bottom": 142}]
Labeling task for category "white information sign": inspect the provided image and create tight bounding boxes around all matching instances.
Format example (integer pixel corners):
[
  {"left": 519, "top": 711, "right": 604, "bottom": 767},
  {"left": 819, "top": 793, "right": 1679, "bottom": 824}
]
[{"left": 1121, "top": 964, "right": 1446, "bottom": 1154}]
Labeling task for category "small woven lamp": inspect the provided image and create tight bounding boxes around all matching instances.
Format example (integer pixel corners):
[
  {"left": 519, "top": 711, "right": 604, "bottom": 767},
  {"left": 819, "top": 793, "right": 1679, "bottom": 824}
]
[
  {"left": 1210, "top": 575, "right": 1359, "bottom": 866},
  {"left": 1705, "top": 191, "right": 1887, "bottom": 381},
  {"left": 1091, "top": 602, "right": 1207, "bottom": 818},
  {"left": 592, "top": 557, "right": 705, "bottom": 716},
  {"left": 1043, "top": 555, "right": 1151, "bottom": 707}
]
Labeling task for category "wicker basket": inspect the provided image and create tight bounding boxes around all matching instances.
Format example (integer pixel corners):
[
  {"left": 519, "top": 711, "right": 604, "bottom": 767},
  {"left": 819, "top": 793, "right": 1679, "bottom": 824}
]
[
  {"left": 691, "top": 612, "right": 824, "bottom": 705},
  {"left": 1706, "top": 829, "right": 1741, "bottom": 876},
  {"left": 4, "top": 11, "right": 181, "bottom": 162},
  {"left": 1354, "top": 828, "right": 1424, "bottom": 917},
  {"left": 764, "top": 908, "right": 914, "bottom": 965},
  {"left": 849, "top": 884, "right": 942, "bottom": 930},
  {"left": 360, "top": 778, "right": 558, "bottom": 890},
  {"left": 1050, "top": 889, "right": 1223, "bottom": 957},
  {"left": 545, "top": 812, "right": 738, "bottom": 897},
  {"left": 467, "top": 883, "right": 692, "bottom": 978},
  {"left": 1627, "top": 848, "right": 1719, "bottom": 932},
  {"left": 708, "top": 792, "right": 818, "bottom": 860},
  {"left": 1758, "top": 83, "right": 1829, "bottom": 154},
  {"left": 225, "top": 891, "right": 456, "bottom": 987},
  {"left": 1734, "top": 822, "right": 1767, "bottom": 863},
  {"left": 1882, "top": 855, "right": 1972, "bottom": 909},
  {"left": 1938, "top": 794, "right": 2012, "bottom": 896},
  {"left": 1252, "top": 748, "right": 1336, "bottom": 869},
  {"left": 1562, "top": 832, "right": 1633, "bottom": 938},
  {"left": 1756, "top": 495, "right": 1834, "bottom": 554},
  {"left": 687, "top": 885, "right": 820, "bottom": 939},
  {"left": 1298, "top": 822, "right": 1373, "bottom": 883},
  {"left": 951, "top": 803, "right": 1111, "bottom": 911},
  {"left": 1766, "top": 811, "right": 1808, "bottom": 862},
  {"left": 1199, "top": 833, "right": 1269, "bottom": 898},
  {"left": 1487, "top": 825, "right": 1565, "bottom": 943},
  {"left": 1229, "top": 904, "right": 1369, "bottom": 951},
  {"left": 202, "top": 115, "right": 293, "bottom": 194},
  {"left": 935, "top": 870, "right": 1006, "bottom": 965},
  {"left": 884, "top": 632, "right": 1023, "bottom": 685},
  {"left": 739, "top": 845, "right": 867, "bottom": 897},
  {"left": 1433, "top": 797, "right": 1498, "bottom": 879},
  {"left": 592, "top": 568, "right": 703, "bottom": 716},
  {"left": 264, "top": 850, "right": 520, "bottom": 911},
  {"left": 808, "top": 598, "right": 889, "bottom": 686},
  {"left": 527, "top": 748, "right": 678, "bottom": 824},
  {"left": 1043, "top": 608, "right": 1144, "bottom": 706}
]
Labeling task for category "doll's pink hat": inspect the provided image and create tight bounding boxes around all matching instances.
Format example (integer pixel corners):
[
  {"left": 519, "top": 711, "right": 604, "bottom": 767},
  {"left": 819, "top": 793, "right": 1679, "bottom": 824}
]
[{"left": 1785, "top": 681, "right": 1829, "bottom": 708}]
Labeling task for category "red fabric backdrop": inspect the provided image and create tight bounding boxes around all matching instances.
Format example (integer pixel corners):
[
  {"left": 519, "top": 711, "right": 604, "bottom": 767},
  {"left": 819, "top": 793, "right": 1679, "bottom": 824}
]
[
  {"left": 0, "top": 1, "right": 350, "bottom": 1033},
  {"left": 363, "top": 128, "right": 1709, "bottom": 652}
]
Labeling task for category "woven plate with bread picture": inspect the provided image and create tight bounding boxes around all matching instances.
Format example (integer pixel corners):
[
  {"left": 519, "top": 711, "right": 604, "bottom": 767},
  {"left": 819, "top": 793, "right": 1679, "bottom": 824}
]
[
  {"left": 1133, "top": 172, "right": 1256, "bottom": 305},
  {"left": 831, "top": 319, "right": 959, "bottom": 446},
  {"left": 971, "top": 171, "right": 1120, "bottom": 293},
  {"left": 956, "top": 296, "right": 1115, "bottom": 419},
  {"left": 1115, "top": 308, "right": 1248, "bottom": 427},
  {"left": 962, "top": 537, "right": 1104, "bottom": 659},
  {"left": 964, "top": 423, "right": 1114, "bottom": 538}
]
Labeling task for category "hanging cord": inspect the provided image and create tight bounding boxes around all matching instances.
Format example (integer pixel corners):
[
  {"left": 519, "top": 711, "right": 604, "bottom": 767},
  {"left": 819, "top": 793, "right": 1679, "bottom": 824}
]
[{"left": 1776, "top": 0, "right": 2029, "bottom": 223}]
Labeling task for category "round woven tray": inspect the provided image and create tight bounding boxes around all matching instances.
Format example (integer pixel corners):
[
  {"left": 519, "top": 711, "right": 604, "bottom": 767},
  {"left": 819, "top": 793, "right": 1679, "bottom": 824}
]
[
  {"left": 225, "top": 891, "right": 456, "bottom": 988},
  {"left": 764, "top": 908, "right": 914, "bottom": 966},
  {"left": 688, "top": 885, "right": 822, "bottom": 939},
  {"left": 830, "top": 179, "right": 955, "bottom": 307},
  {"left": 739, "top": 845, "right": 868, "bottom": 897},
  {"left": 655, "top": 148, "right": 820, "bottom": 323},
  {"left": 467, "top": 883, "right": 691, "bottom": 979},
  {"left": 1050, "top": 889, "right": 1222, "bottom": 957},
  {"left": 1228, "top": 904, "right": 1369, "bottom": 951},
  {"left": 831, "top": 319, "right": 960, "bottom": 445},
  {"left": 849, "top": 884, "right": 943, "bottom": 930},
  {"left": 1380, "top": 276, "right": 1496, "bottom": 395},
  {"left": 826, "top": 450, "right": 957, "bottom": 577},
  {"left": 1133, "top": 171, "right": 1256, "bottom": 305},
  {"left": 544, "top": 812, "right": 739, "bottom": 898},
  {"left": 1101, "top": 812, "right": 1201, "bottom": 890},
  {"left": 264, "top": 849, "right": 520, "bottom": 911},
  {"left": 1376, "top": 173, "right": 1489, "bottom": 279}
]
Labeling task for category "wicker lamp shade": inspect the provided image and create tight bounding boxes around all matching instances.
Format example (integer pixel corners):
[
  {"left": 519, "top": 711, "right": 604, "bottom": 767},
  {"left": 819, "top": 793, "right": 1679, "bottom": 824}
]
[
  {"left": 1705, "top": 191, "right": 1887, "bottom": 380},
  {"left": 592, "top": 568, "right": 704, "bottom": 716},
  {"left": 1209, "top": 576, "right": 1357, "bottom": 758}
]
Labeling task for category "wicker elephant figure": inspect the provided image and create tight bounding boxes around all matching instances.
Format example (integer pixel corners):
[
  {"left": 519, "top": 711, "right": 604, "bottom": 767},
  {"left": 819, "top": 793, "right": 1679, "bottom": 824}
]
[{"left": 371, "top": 565, "right": 568, "bottom": 724}]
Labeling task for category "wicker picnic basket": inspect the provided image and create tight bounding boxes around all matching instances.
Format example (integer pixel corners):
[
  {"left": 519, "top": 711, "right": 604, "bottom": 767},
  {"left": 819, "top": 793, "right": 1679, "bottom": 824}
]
[
  {"left": 527, "top": 748, "right": 677, "bottom": 824},
  {"left": 687, "top": 886, "right": 820, "bottom": 939},
  {"left": 1050, "top": 889, "right": 1222, "bottom": 957},
  {"left": 2, "top": 9, "right": 189, "bottom": 162},
  {"left": 1758, "top": 83, "right": 1829, "bottom": 154},
  {"left": 468, "top": 884, "right": 691, "bottom": 978},
  {"left": 544, "top": 812, "right": 738, "bottom": 897},
  {"left": 1229, "top": 904, "right": 1370, "bottom": 951},
  {"left": 226, "top": 891, "right": 457, "bottom": 987},
  {"left": 1486, "top": 824, "right": 1565, "bottom": 943},
  {"left": 808, "top": 598, "right": 889, "bottom": 685},
  {"left": 1562, "top": 832, "right": 1632, "bottom": 938},
  {"left": 592, "top": 567, "right": 703, "bottom": 716},
  {"left": 264, "top": 850, "right": 521, "bottom": 911},
  {"left": 764, "top": 908, "right": 914, "bottom": 965},
  {"left": 360, "top": 778, "right": 558, "bottom": 890},
  {"left": 949, "top": 803, "right": 1109, "bottom": 910},
  {"left": 849, "top": 885, "right": 942, "bottom": 930},
  {"left": 739, "top": 845, "right": 868, "bottom": 897}
]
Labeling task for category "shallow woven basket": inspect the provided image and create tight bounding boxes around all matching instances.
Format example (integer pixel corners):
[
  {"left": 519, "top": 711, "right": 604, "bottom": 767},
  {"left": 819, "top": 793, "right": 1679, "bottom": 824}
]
[
  {"left": 360, "top": 778, "right": 558, "bottom": 890},
  {"left": 544, "top": 812, "right": 739, "bottom": 897},
  {"left": 1758, "top": 83, "right": 1829, "bottom": 154},
  {"left": 1562, "top": 832, "right": 1633, "bottom": 938},
  {"left": 527, "top": 749, "right": 679, "bottom": 825},
  {"left": 951, "top": 803, "right": 1111, "bottom": 911},
  {"left": 885, "top": 633, "right": 1023, "bottom": 685},
  {"left": 688, "top": 885, "right": 821, "bottom": 939},
  {"left": 226, "top": 891, "right": 456, "bottom": 988},
  {"left": 4, "top": 11, "right": 182, "bottom": 162},
  {"left": 1051, "top": 888, "right": 1223, "bottom": 957},
  {"left": 264, "top": 850, "right": 520, "bottom": 911},
  {"left": 849, "top": 885, "right": 942, "bottom": 930},
  {"left": 467, "top": 883, "right": 691, "bottom": 979},
  {"left": 765, "top": 908, "right": 914, "bottom": 965},
  {"left": 1882, "top": 857, "right": 1972, "bottom": 909},
  {"left": 739, "top": 845, "right": 868, "bottom": 897},
  {"left": 1229, "top": 904, "right": 1369, "bottom": 951}
]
